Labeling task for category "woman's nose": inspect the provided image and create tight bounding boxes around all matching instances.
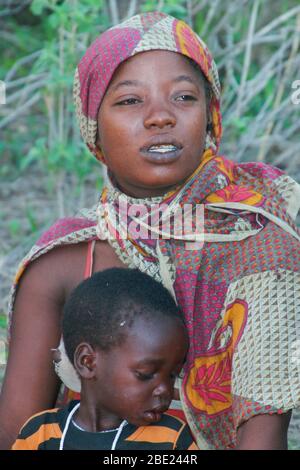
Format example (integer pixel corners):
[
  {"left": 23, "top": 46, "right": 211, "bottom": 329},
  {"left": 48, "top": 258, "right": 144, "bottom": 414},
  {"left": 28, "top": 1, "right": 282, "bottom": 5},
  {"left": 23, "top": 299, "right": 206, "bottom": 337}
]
[{"left": 144, "top": 102, "right": 176, "bottom": 129}]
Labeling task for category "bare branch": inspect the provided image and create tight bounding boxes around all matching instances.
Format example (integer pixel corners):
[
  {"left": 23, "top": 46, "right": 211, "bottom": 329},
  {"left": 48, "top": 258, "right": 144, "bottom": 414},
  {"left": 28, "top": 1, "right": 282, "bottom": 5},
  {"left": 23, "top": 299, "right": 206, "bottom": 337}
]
[
  {"left": 0, "top": 0, "right": 31, "bottom": 17},
  {"left": 230, "top": 39, "right": 294, "bottom": 115},
  {"left": 108, "top": 0, "right": 120, "bottom": 25},
  {"left": 6, "top": 73, "right": 48, "bottom": 90},
  {"left": 4, "top": 78, "right": 47, "bottom": 105},
  {"left": 186, "top": 0, "right": 193, "bottom": 27},
  {"left": 256, "top": 5, "right": 300, "bottom": 38},
  {"left": 5, "top": 50, "right": 42, "bottom": 82},
  {"left": 0, "top": 92, "right": 41, "bottom": 129},
  {"left": 235, "top": 0, "right": 260, "bottom": 117},
  {"left": 44, "top": 94, "right": 58, "bottom": 146},
  {"left": 56, "top": 172, "right": 66, "bottom": 218},
  {"left": 200, "top": 0, "right": 222, "bottom": 37},
  {"left": 1, "top": 30, "right": 22, "bottom": 47},
  {"left": 257, "top": 12, "right": 300, "bottom": 161},
  {"left": 192, "top": 0, "right": 210, "bottom": 16},
  {"left": 157, "top": 0, "right": 164, "bottom": 12},
  {"left": 273, "top": 144, "right": 300, "bottom": 168},
  {"left": 58, "top": 27, "right": 64, "bottom": 143},
  {"left": 126, "top": 0, "right": 137, "bottom": 19}
]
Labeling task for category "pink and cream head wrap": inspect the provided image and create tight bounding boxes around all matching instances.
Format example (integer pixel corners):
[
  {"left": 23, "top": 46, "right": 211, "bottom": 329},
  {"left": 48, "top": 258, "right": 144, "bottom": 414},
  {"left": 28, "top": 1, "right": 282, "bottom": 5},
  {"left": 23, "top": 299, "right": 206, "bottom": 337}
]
[{"left": 73, "top": 11, "right": 222, "bottom": 161}]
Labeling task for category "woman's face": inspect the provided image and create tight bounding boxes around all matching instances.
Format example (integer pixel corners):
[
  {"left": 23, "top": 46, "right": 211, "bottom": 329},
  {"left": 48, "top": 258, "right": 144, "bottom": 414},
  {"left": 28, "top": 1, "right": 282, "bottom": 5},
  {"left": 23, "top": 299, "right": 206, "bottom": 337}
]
[{"left": 97, "top": 50, "right": 207, "bottom": 198}]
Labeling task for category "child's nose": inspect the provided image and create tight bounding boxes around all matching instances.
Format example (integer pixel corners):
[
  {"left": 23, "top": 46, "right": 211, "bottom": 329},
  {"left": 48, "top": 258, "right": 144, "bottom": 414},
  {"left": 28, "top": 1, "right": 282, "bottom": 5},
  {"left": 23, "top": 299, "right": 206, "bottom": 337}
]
[
  {"left": 144, "top": 102, "right": 176, "bottom": 129},
  {"left": 152, "top": 379, "right": 173, "bottom": 400}
]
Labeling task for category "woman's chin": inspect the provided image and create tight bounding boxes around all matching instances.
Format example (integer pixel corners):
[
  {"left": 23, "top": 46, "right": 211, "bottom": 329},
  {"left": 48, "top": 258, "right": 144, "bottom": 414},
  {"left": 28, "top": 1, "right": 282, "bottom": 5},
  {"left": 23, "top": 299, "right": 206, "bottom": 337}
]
[{"left": 116, "top": 175, "right": 191, "bottom": 198}]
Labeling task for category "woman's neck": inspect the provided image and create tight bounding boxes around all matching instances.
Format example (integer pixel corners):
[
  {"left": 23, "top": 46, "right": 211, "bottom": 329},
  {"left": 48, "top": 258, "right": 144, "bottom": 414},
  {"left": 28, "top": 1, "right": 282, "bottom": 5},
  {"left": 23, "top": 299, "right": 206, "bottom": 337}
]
[{"left": 108, "top": 172, "right": 182, "bottom": 200}]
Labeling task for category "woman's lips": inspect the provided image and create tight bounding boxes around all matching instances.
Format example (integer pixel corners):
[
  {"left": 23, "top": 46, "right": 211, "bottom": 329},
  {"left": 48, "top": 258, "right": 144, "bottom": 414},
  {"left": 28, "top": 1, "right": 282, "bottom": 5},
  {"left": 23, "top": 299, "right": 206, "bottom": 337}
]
[{"left": 140, "top": 147, "right": 183, "bottom": 164}]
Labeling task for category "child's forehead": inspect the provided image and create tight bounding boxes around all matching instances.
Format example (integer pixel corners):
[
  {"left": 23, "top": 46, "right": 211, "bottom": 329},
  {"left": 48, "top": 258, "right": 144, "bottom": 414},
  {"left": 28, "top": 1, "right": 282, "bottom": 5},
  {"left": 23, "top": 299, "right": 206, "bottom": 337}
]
[
  {"left": 95, "top": 316, "right": 188, "bottom": 369},
  {"left": 119, "top": 318, "right": 188, "bottom": 367},
  {"left": 120, "top": 315, "right": 186, "bottom": 350}
]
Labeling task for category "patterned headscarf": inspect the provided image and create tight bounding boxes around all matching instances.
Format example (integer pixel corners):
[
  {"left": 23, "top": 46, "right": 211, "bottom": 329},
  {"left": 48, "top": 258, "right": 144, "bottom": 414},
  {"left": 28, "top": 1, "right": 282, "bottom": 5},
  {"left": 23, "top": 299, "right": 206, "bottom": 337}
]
[{"left": 73, "top": 11, "right": 222, "bottom": 159}]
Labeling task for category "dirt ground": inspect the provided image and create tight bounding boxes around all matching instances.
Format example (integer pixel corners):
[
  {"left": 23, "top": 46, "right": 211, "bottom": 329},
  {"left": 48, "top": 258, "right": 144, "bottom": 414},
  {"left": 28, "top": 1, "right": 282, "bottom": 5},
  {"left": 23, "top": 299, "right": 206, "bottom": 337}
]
[{"left": 0, "top": 167, "right": 299, "bottom": 448}]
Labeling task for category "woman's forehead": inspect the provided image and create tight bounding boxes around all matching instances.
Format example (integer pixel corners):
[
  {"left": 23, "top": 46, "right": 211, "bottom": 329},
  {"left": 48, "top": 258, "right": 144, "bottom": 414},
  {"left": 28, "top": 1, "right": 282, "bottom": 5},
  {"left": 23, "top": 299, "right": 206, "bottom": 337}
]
[{"left": 106, "top": 50, "right": 205, "bottom": 89}]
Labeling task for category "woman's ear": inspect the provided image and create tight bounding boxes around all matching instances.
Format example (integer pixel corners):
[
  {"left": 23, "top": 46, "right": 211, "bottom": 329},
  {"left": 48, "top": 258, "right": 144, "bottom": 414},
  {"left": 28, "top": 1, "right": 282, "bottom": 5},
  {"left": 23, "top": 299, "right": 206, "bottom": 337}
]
[
  {"left": 95, "top": 132, "right": 106, "bottom": 163},
  {"left": 95, "top": 144, "right": 105, "bottom": 163},
  {"left": 74, "top": 343, "right": 98, "bottom": 379}
]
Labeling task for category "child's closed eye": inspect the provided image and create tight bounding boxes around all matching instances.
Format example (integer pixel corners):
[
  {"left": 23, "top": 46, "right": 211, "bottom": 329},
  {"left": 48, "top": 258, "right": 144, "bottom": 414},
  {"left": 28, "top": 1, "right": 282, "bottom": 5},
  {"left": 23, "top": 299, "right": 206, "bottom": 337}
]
[{"left": 135, "top": 371, "right": 154, "bottom": 381}]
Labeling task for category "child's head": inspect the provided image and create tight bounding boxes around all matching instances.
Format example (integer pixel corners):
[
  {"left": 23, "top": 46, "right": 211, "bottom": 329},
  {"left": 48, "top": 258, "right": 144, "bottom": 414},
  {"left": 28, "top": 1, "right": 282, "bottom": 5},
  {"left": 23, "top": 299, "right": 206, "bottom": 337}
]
[
  {"left": 62, "top": 268, "right": 188, "bottom": 426},
  {"left": 74, "top": 12, "right": 221, "bottom": 197}
]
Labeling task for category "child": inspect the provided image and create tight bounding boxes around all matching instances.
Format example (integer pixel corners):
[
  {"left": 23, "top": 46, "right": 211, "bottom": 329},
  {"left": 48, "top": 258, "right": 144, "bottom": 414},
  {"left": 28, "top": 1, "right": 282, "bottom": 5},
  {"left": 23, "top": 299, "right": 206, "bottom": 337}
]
[
  {"left": 12, "top": 268, "right": 197, "bottom": 450},
  {"left": 2, "top": 12, "right": 299, "bottom": 450}
]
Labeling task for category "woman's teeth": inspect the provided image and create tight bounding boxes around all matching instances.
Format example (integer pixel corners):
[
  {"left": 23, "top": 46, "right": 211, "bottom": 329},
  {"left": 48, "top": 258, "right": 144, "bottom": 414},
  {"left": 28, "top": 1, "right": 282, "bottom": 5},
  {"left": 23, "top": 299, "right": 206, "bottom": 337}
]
[{"left": 148, "top": 145, "right": 178, "bottom": 153}]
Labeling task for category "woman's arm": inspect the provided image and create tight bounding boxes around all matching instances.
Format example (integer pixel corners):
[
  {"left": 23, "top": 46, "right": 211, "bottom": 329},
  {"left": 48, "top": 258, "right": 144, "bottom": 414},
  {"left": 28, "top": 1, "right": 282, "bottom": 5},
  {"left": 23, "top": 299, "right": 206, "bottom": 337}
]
[
  {"left": 0, "top": 245, "right": 84, "bottom": 449},
  {"left": 236, "top": 411, "right": 292, "bottom": 449}
]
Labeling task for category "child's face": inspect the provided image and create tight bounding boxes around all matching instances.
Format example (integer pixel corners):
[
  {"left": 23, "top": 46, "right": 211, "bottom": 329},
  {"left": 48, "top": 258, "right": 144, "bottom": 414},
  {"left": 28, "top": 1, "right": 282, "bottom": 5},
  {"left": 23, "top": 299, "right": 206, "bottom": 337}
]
[
  {"left": 91, "top": 316, "right": 188, "bottom": 427},
  {"left": 97, "top": 50, "right": 207, "bottom": 197}
]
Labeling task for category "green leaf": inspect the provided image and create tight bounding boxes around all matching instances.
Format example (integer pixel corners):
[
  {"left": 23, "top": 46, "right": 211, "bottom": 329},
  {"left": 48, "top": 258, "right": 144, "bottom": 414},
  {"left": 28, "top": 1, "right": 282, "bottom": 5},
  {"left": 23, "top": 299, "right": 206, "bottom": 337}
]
[
  {"left": 8, "top": 220, "right": 21, "bottom": 237},
  {"left": 229, "top": 116, "right": 251, "bottom": 132},
  {"left": 31, "top": 0, "right": 49, "bottom": 16},
  {"left": 0, "top": 315, "right": 7, "bottom": 329},
  {"left": 48, "top": 12, "right": 60, "bottom": 29},
  {"left": 26, "top": 208, "right": 38, "bottom": 233},
  {"left": 163, "top": 5, "right": 187, "bottom": 18},
  {"left": 19, "top": 148, "right": 39, "bottom": 171}
]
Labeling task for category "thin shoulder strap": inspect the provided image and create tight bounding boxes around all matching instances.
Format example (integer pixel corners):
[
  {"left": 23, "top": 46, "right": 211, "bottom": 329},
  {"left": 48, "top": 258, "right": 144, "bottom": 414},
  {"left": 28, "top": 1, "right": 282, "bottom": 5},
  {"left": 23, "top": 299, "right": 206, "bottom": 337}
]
[{"left": 83, "top": 240, "right": 96, "bottom": 279}]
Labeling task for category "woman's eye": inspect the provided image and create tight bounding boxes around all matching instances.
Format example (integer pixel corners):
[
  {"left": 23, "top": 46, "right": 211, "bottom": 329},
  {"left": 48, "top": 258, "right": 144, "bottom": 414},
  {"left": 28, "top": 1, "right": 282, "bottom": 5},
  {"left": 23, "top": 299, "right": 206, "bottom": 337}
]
[
  {"left": 175, "top": 94, "right": 197, "bottom": 102},
  {"left": 116, "top": 98, "right": 141, "bottom": 105},
  {"left": 135, "top": 371, "right": 154, "bottom": 381}
]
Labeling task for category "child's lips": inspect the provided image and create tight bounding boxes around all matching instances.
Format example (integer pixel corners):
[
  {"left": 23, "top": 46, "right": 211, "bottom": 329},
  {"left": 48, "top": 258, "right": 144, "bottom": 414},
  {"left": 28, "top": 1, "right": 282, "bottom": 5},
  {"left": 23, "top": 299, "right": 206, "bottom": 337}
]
[
  {"left": 143, "top": 406, "right": 168, "bottom": 423},
  {"left": 143, "top": 410, "right": 162, "bottom": 423}
]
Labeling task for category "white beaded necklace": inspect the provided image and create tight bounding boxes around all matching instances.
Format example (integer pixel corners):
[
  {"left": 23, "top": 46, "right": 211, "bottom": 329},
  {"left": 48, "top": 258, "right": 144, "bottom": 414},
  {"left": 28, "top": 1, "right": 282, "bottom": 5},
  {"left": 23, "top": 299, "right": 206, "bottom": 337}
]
[{"left": 59, "top": 403, "right": 127, "bottom": 450}]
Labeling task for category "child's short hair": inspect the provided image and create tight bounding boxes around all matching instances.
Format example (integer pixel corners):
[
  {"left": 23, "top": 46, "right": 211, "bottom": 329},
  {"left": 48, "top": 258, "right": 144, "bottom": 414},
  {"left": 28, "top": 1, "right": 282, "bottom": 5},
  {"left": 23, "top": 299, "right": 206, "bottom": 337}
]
[{"left": 62, "top": 268, "right": 183, "bottom": 364}]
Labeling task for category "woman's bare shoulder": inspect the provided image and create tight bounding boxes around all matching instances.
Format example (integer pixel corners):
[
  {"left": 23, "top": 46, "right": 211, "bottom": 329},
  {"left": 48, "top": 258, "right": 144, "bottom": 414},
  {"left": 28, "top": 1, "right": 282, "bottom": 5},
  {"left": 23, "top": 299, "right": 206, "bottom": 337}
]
[
  {"left": 13, "top": 239, "right": 125, "bottom": 314},
  {"left": 15, "top": 242, "right": 89, "bottom": 308}
]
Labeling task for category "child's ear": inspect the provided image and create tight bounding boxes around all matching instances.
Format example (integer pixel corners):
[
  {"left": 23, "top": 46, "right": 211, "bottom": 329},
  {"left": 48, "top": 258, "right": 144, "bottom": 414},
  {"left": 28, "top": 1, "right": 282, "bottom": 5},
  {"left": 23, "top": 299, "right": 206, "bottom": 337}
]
[{"left": 74, "top": 343, "right": 97, "bottom": 379}]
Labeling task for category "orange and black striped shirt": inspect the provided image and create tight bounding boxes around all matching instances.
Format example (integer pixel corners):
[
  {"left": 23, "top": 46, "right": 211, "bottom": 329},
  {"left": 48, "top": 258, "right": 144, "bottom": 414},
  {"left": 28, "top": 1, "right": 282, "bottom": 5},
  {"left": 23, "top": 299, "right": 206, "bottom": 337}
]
[{"left": 12, "top": 401, "right": 198, "bottom": 450}]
